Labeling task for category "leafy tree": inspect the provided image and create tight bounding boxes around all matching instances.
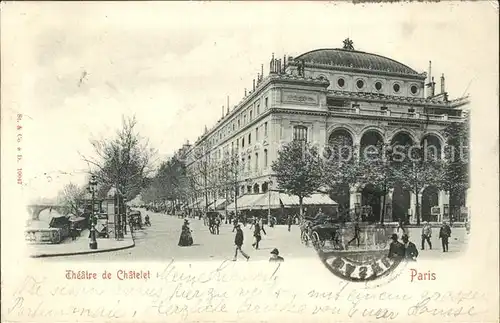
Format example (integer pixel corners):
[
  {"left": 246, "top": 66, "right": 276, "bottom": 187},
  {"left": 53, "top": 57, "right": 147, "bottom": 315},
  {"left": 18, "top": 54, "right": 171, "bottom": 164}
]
[
  {"left": 81, "top": 116, "right": 156, "bottom": 202},
  {"left": 272, "top": 140, "right": 323, "bottom": 218},
  {"left": 442, "top": 115, "right": 470, "bottom": 219},
  {"left": 393, "top": 147, "right": 444, "bottom": 225}
]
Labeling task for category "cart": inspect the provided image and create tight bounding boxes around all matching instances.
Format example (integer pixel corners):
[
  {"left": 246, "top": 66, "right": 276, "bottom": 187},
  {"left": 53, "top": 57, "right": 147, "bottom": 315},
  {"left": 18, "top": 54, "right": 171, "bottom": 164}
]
[{"left": 301, "top": 221, "right": 343, "bottom": 249}]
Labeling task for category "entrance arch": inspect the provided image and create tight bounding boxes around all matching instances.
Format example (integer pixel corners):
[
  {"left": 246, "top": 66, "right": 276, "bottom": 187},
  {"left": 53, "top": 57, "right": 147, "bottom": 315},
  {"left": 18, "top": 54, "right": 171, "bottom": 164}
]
[
  {"left": 253, "top": 183, "right": 260, "bottom": 194},
  {"left": 361, "top": 184, "right": 381, "bottom": 222},
  {"left": 328, "top": 129, "right": 354, "bottom": 161},
  {"left": 421, "top": 134, "right": 442, "bottom": 160},
  {"left": 392, "top": 183, "right": 410, "bottom": 222},
  {"left": 421, "top": 185, "right": 439, "bottom": 222},
  {"left": 360, "top": 130, "right": 385, "bottom": 160}
]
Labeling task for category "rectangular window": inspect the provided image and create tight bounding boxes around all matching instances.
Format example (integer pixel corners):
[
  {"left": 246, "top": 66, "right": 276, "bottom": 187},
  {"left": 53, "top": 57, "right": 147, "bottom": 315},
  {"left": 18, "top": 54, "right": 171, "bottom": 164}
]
[
  {"left": 244, "top": 114, "right": 247, "bottom": 124},
  {"left": 257, "top": 103, "right": 260, "bottom": 114},
  {"left": 248, "top": 155, "right": 251, "bottom": 171},
  {"left": 250, "top": 110, "right": 253, "bottom": 120},
  {"left": 238, "top": 119, "right": 240, "bottom": 128},
  {"left": 264, "top": 122, "right": 268, "bottom": 136},
  {"left": 248, "top": 133, "right": 251, "bottom": 144},
  {"left": 293, "top": 125, "right": 308, "bottom": 142},
  {"left": 265, "top": 97, "right": 268, "bottom": 109},
  {"left": 255, "top": 153, "right": 259, "bottom": 170},
  {"left": 264, "top": 149, "right": 268, "bottom": 167},
  {"left": 242, "top": 137, "right": 245, "bottom": 148},
  {"left": 255, "top": 127, "right": 259, "bottom": 141}
]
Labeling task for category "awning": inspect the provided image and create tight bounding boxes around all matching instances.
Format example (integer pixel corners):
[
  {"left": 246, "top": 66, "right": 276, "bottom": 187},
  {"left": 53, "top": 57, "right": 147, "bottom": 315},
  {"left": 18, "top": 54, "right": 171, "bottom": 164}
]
[
  {"left": 187, "top": 197, "right": 205, "bottom": 209},
  {"left": 226, "top": 192, "right": 337, "bottom": 211},
  {"left": 226, "top": 194, "right": 266, "bottom": 211},
  {"left": 207, "top": 199, "right": 227, "bottom": 210},
  {"left": 280, "top": 193, "right": 338, "bottom": 206}
]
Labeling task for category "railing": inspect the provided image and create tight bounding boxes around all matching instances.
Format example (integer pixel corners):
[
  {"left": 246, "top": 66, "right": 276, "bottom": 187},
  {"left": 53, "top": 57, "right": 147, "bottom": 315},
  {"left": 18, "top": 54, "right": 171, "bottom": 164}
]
[{"left": 328, "top": 106, "right": 462, "bottom": 122}]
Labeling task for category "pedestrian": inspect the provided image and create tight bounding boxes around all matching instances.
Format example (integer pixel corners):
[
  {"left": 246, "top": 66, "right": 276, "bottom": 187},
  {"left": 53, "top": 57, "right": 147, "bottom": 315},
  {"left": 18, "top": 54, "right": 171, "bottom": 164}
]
[
  {"left": 439, "top": 221, "right": 452, "bottom": 252},
  {"left": 398, "top": 216, "right": 406, "bottom": 234},
  {"left": 233, "top": 224, "right": 250, "bottom": 261},
  {"left": 70, "top": 220, "right": 77, "bottom": 241},
  {"left": 259, "top": 217, "right": 267, "bottom": 235},
  {"left": 178, "top": 219, "right": 193, "bottom": 247},
  {"left": 215, "top": 215, "right": 220, "bottom": 235},
  {"left": 402, "top": 234, "right": 419, "bottom": 261},
  {"left": 232, "top": 217, "right": 238, "bottom": 232},
  {"left": 252, "top": 221, "right": 262, "bottom": 249},
  {"left": 346, "top": 222, "right": 361, "bottom": 248},
  {"left": 269, "top": 248, "right": 284, "bottom": 262},
  {"left": 388, "top": 233, "right": 405, "bottom": 259},
  {"left": 421, "top": 221, "right": 432, "bottom": 250},
  {"left": 465, "top": 217, "right": 471, "bottom": 234},
  {"left": 287, "top": 213, "right": 293, "bottom": 232}
]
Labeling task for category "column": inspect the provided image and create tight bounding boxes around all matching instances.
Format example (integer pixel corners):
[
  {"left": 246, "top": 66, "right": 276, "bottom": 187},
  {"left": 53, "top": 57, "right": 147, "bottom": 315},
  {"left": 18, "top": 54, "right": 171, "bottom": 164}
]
[
  {"left": 349, "top": 184, "right": 361, "bottom": 220},
  {"left": 438, "top": 190, "right": 450, "bottom": 222},
  {"left": 384, "top": 189, "right": 394, "bottom": 222},
  {"left": 409, "top": 192, "right": 418, "bottom": 224}
]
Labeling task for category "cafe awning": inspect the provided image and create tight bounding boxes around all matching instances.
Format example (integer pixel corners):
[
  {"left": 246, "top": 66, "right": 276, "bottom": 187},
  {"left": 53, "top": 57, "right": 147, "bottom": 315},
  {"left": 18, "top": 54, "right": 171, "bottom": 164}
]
[
  {"left": 226, "top": 192, "right": 337, "bottom": 211},
  {"left": 207, "top": 198, "right": 227, "bottom": 210}
]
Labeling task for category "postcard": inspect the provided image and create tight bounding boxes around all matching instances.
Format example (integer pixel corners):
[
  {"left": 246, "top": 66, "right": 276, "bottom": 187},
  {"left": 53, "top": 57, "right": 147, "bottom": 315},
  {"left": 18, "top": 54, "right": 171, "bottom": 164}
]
[{"left": 1, "top": 1, "right": 498, "bottom": 322}]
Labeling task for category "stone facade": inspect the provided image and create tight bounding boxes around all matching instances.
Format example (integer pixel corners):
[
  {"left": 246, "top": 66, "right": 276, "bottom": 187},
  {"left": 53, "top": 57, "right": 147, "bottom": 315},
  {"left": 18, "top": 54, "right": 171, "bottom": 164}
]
[{"left": 182, "top": 40, "right": 469, "bottom": 222}]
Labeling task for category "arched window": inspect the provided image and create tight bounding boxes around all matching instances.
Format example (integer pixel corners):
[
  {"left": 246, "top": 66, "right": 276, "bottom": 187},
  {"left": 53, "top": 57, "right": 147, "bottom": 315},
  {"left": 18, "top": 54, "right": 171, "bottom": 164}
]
[{"left": 293, "top": 125, "right": 308, "bottom": 142}]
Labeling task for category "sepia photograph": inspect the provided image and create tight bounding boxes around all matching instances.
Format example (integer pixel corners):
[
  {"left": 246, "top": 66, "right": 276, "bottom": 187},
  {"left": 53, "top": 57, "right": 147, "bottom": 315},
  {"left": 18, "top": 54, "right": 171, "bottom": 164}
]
[{"left": 1, "top": 1, "right": 498, "bottom": 322}]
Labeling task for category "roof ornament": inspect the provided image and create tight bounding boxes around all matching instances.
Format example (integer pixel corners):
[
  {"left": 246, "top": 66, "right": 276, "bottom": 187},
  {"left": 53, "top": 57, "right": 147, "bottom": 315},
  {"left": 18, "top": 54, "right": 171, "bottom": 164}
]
[{"left": 343, "top": 38, "right": 355, "bottom": 51}]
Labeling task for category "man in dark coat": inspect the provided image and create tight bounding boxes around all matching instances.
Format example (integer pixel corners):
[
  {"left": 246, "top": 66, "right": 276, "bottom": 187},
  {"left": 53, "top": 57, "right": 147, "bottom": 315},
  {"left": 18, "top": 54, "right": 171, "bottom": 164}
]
[
  {"left": 269, "top": 248, "right": 284, "bottom": 262},
  {"left": 252, "top": 222, "right": 262, "bottom": 249},
  {"left": 439, "top": 221, "right": 452, "bottom": 252},
  {"left": 287, "top": 214, "right": 293, "bottom": 232},
  {"left": 402, "top": 234, "right": 419, "bottom": 261},
  {"left": 388, "top": 233, "right": 405, "bottom": 259},
  {"left": 233, "top": 224, "right": 250, "bottom": 261}
]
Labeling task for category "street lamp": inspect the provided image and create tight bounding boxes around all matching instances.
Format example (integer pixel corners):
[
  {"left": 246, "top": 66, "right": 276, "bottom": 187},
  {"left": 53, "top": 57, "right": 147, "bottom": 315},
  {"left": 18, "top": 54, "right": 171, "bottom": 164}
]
[{"left": 88, "top": 175, "right": 98, "bottom": 249}]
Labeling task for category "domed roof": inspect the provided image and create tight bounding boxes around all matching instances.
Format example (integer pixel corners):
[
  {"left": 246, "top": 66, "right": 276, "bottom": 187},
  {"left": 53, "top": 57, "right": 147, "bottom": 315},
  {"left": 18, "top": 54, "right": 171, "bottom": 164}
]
[{"left": 295, "top": 48, "right": 419, "bottom": 75}]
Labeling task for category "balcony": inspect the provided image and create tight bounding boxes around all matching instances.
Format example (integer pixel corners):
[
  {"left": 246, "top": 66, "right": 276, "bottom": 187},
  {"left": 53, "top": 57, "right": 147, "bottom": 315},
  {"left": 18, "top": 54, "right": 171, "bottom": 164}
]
[{"left": 327, "top": 106, "right": 462, "bottom": 122}]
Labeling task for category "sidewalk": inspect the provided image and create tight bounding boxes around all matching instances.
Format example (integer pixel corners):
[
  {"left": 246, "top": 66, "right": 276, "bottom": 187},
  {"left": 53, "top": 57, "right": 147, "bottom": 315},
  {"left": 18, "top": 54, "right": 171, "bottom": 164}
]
[{"left": 28, "top": 229, "right": 135, "bottom": 258}]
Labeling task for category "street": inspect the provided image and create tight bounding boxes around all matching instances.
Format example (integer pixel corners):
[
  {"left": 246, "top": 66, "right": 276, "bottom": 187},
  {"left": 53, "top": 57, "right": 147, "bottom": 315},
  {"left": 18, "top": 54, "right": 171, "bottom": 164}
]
[
  {"left": 46, "top": 209, "right": 316, "bottom": 261},
  {"left": 44, "top": 209, "right": 469, "bottom": 262}
]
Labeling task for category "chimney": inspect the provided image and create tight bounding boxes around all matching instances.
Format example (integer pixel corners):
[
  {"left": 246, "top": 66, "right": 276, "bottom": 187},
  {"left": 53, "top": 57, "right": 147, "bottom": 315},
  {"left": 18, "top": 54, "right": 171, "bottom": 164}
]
[
  {"left": 221, "top": 105, "right": 224, "bottom": 118},
  {"left": 270, "top": 53, "right": 275, "bottom": 74},
  {"left": 227, "top": 96, "right": 229, "bottom": 112},
  {"left": 253, "top": 79, "right": 255, "bottom": 91},
  {"left": 428, "top": 61, "right": 432, "bottom": 85},
  {"left": 261, "top": 64, "right": 264, "bottom": 78},
  {"left": 277, "top": 59, "right": 281, "bottom": 74},
  {"left": 431, "top": 77, "right": 436, "bottom": 97},
  {"left": 440, "top": 73, "right": 445, "bottom": 94},
  {"left": 245, "top": 88, "right": 247, "bottom": 96},
  {"left": 283, "top": 55, "right": 286, "bottom": 73}
]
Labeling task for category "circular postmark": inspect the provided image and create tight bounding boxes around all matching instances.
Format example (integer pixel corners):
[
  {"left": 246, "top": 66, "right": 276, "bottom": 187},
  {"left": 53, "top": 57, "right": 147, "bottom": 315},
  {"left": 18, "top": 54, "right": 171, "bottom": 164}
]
[{"left": 310, "top": 222, "right": 406, "bottom": 283}]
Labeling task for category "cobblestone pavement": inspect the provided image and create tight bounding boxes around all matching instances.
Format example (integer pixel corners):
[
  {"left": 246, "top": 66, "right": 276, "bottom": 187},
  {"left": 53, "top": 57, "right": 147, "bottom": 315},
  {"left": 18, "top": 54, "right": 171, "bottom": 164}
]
[{"left": 45, "top": 209, "right": 468, "bottom": 262}]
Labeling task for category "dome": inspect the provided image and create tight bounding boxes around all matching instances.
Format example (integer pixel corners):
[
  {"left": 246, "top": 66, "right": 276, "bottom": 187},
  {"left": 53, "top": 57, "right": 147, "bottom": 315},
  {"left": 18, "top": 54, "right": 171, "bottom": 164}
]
[{"left": 295, "top": 48, "right": 420, "bottom": 75}]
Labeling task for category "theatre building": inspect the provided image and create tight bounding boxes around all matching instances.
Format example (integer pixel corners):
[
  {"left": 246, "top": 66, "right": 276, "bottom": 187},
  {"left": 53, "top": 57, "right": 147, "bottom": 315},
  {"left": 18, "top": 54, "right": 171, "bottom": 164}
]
[{"left": 183, "top": 39, "right": 469, "bottom": 223}]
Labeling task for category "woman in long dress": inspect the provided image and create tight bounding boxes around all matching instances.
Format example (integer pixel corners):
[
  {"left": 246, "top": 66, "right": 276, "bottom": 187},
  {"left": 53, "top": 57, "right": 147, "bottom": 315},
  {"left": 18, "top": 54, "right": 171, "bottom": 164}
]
[{"left": 178, "top": 219, "right": 193, "bottom": 246}]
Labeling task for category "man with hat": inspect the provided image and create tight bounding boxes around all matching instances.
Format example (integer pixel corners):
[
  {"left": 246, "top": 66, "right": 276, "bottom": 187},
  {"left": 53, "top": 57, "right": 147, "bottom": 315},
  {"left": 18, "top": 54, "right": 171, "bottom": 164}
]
[
  {"left": 269, "top": 248, "right": 284, "bottom": 262},
  {"left": 388, "top": 233, "right": 405, "bottom": 259},
  {"left": 233, "top": 224, "right": 250, "bottom": 261},
  {"left": 402, "top": 234, "right": 419, "bottom": 261}
]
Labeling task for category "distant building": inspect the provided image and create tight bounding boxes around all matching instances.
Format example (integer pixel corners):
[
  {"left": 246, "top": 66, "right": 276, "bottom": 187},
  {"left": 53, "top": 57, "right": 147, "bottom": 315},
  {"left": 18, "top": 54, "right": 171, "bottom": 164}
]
[{"left": 182, "top": 39, "right": 469, "bottom": 222}]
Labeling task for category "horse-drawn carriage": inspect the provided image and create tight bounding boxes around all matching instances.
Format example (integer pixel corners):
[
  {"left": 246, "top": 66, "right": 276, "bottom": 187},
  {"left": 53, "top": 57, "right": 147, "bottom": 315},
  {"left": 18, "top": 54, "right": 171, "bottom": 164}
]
[
  {"left": 129, "top": 210, "right": 142, "bottom": 230},
  {"left": 300, "top": 220, "right": 344, "bottom": 249}
]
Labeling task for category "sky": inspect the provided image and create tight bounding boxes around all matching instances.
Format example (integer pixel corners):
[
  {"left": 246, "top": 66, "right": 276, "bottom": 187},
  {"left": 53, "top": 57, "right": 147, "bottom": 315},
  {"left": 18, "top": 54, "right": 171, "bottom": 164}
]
[{"left": 1, "top": 1, "right": 498, "bottom": 203}]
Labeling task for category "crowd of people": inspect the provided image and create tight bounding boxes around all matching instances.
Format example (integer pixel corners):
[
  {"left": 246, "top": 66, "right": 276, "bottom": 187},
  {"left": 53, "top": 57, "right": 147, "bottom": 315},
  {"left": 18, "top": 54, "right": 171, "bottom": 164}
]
[{"left": 139, "top": 206, "right": 465, "bottom": 262}]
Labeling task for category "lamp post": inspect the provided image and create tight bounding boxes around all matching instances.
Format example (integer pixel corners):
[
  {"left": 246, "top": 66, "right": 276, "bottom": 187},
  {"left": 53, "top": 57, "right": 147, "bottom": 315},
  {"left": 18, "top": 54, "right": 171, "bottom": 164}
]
[
  {"left": 88, "top": 175, "right": 98, "bottom": 249},
  {"left": 267, "top": 179, "right": 273, "bottom": 227}
]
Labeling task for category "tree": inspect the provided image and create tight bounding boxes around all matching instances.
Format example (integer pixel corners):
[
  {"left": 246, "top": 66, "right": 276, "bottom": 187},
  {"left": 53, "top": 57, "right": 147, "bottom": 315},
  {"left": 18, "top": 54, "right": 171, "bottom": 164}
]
[
  {"left": 219, "top": 146, "right": 242, "bottom": 216},
  {"left": 358, "top": 145, "right": 399, "bottom": 224},
  {"left": 272, "top": 140, "right": 323, "bottom": 218},
  {"left": 81, "top": 116, "right": 156, "bottom": 202},
  {"left": 393, "top": 147, "right": 444, "bottom": 225},
  {"left": 56, "top": 182, "right": 87, "bottom": 216},
  {"left": 442, "top": 115, "right": 470, "bottom": 220}
]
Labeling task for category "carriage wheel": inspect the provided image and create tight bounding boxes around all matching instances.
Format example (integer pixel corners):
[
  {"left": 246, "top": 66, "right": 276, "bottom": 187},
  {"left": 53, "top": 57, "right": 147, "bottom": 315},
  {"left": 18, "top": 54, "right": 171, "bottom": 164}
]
[
  {"left": 300, "top": 230, "right": 309, "bottom": 245},
  {"left": 312, "top": 231, "right": 325, "bottom": 248}
]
